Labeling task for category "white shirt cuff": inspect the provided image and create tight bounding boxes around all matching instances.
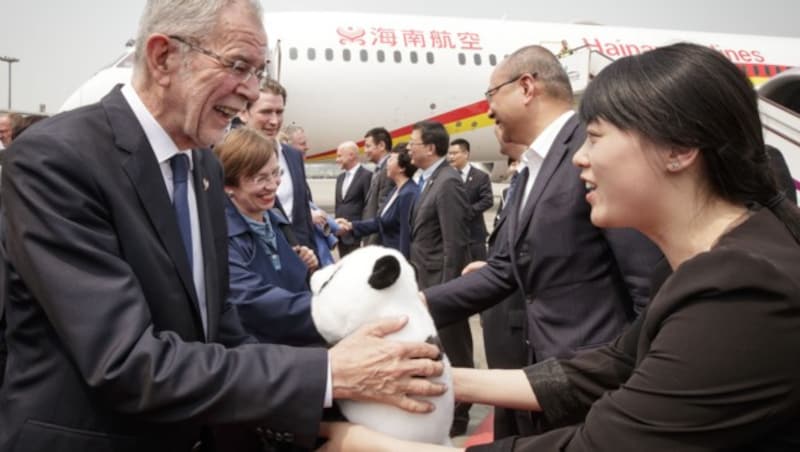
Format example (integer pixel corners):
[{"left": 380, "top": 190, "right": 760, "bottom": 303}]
[{"left": 324, "top": 353, "right": 333, "bottom": 408}]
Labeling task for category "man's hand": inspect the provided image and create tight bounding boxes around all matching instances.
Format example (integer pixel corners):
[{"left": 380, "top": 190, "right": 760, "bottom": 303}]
[
  {"left": 294, "top": 245, "right": 319, "bottom": 271},
  {"left": 329, "top": 317, "right": 446, "bottom": 413},
  {"left": 334, "top": 218, "right": 352, "bottom": 235},
  {"left": 311, "top": 209, "right": 328, "bottom": 227},
  {"left": 461, "top": 260, "right": 486, "bottom": 275}
]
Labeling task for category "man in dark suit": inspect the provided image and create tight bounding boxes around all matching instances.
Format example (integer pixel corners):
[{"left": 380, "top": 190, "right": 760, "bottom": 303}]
[
  {"left": 0, "top": 2, "right": 444, "bottom": 450},
  {"left": 238, "top": 79, "right": 317, "bottom": 251},
  {"left": 361, "top": 127, "right": 395, "bottom": 245},
  {"left": 447, "top": 138, "right": 494, "bottom": 261},
  {"left": 423, "top": 46, "right": 662, "bottom": 435},
  {"left": 407, "top": 120, "right": 474, "bottom": 437},
  {"left": 334, "top": 141, "right": 372, "bottom": 257}
]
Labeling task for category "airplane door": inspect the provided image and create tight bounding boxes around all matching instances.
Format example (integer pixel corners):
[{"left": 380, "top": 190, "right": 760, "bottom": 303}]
[{"left": 267, "top": 39, "right": 282, "bottom": 82}]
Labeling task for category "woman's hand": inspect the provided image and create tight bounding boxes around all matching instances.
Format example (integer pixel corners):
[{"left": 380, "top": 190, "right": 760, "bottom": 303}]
[{"left": 294, "top": 245, "right": 319, "bottom": 271}]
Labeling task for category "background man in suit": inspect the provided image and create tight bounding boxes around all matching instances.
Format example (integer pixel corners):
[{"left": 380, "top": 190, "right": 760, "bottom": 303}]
[
  {"left": 283, "top": 124, "right": 309, "bottom": 154},
  {"left": 238, "top": 79, "right": 317, "bottom": 251},
  {"left": 423, "top": 46, "right": 662, "bottom": 436},
  {"left": 0, "top": 2, "right": 445, "bottom": 450},
  {"left": 334, "top": 141, "right": 372, "bottom": 257},
  {"left": 447, "top": 138, "right": 493, "bottom": 261},
  {"left": 361, "top": 127, "right": 395, "bottom": 245},
  {"left": 0, "top": 114, "right": 12, "bottom": 149},
  {"left": 407, "top": 120, "right": 474, "bottom": 437}
]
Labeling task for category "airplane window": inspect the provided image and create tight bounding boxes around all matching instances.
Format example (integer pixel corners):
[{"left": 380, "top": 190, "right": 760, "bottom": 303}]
[
  {"left": 325, "top": 48, "right": 334, "bottom": 61},
  {"left": 360, "top": 49, "right": 368, "bottom": 62},
  {"left": 489, "top": 54, "right": 497, "bottom": 66},
  {"left": 307, "top": 48, "right": 316, "bottom": 61},
  {"left": 426, "top": 52, "right": 434, "bottom": 64},
  {"left": 474, "top": 54, "right": 482, "bottom": 66},
  {"left": 410, "top": 51, "right": 418, "bottom": 64},
  {"left": 343, "top": 49, "right": 351, "bottom": 62},
  {"left": 377, "top": 50, "right": 385, "bottom": 63},
  {"left": 394, "top": 50, "right": 402, "bottom": 63},
  {"left": 289, "top": 47, "right": 298, "bottom": 60},
  {"left": 458, "top": 53, "right": 466, "bottom": 65}
]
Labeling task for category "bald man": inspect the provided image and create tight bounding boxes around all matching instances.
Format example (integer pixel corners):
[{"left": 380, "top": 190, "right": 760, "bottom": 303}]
[{"left": 334, "top": 141, "right": 372, "bottom": 257}]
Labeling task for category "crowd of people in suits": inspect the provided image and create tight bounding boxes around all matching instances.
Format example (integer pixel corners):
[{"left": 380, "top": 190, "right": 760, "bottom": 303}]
[{"left": 2, "top": 1, "right": 800, "bottom": 451}]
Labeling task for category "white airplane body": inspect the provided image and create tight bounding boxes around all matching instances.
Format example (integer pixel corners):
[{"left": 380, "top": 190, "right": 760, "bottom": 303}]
[{"left": 61, "top": 12, "right": 800, "bottom": 190}]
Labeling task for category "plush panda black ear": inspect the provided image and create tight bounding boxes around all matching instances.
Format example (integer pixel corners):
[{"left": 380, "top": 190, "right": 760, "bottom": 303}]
[{"left": 368, "top": 255, "right": 401, "bottom": 290}]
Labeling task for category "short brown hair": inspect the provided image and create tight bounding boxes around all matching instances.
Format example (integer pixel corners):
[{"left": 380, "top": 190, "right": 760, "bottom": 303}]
[{"left": 214, "top": 127, "right": 276, "bottom": 187}]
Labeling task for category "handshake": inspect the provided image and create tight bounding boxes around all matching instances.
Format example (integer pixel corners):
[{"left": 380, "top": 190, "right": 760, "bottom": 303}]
[{"left": 334, "top": 218, "right": 354, "bottom": 236}]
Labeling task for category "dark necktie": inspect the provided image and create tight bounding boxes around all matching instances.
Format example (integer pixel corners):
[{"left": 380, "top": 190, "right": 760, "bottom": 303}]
[
  {"left": 504, "top": 168, "right": 523, "bottom": 207},
  {"left": 171, "top": 153, "right": 193, "bottom": 269}
]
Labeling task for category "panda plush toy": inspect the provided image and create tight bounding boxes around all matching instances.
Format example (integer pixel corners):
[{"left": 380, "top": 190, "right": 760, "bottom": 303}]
[{"left": 310, "top": 245, "right": 454, "bottom": 445}]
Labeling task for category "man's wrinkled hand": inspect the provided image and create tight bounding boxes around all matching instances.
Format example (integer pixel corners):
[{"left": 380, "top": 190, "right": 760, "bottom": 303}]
[{"left": 328, "top": 316, "right": 446, "bottom": 413}]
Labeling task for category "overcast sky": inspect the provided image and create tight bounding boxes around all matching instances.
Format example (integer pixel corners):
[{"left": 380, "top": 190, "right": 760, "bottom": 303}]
[{"left": 1, "top": 0, "right": 798, "bottom": 113}]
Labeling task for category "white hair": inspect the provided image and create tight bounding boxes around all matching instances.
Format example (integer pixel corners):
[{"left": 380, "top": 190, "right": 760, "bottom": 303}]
[{"left": 133, "top": 0, "right": 263, "bottom": 74}]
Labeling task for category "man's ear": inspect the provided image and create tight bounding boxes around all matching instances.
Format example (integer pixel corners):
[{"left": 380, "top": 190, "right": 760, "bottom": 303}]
[
  {"left": 145, "top": 34, "right": 178, "bottom": 86},
  {"left": 368, "top": 255, "right": 401, "bottom": 290}
]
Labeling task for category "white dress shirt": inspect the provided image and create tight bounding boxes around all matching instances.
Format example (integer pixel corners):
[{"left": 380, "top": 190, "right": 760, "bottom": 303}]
[
  {"left": 519, "top": 111, "right": 575, "bottom": 212},
  {"left": 121, "top": 84, "right": 207, "bottom": 337},
  {"left": 276, "top": 142, "right": 295, "bottom": 221}
]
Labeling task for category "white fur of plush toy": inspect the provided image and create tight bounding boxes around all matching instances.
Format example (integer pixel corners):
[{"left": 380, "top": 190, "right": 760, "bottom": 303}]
[{"left": 310, "top": 245, "right": 454, "bottom": 445}]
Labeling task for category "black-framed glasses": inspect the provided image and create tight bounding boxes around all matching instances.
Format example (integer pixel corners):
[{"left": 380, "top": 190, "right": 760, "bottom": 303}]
[
  {"left": 169, "top": 35, "right": 267, "bottom": 84},
  {"left": 484, "top": 72, "right": 537, "bottom": 100}
]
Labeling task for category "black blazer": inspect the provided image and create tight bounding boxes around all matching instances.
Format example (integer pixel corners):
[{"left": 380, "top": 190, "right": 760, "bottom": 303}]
[
  {"left": 0, "top": 87, "right": 327, "bottom": 451},
  {"left": 351, "top": 180, "right": 419, "bottom": 258},
  {"left": 280, "top": 143, "right": 317, "bottom": 251},
  {"left": 409, "top": 162, "right": 470, "bottom": 289},
  {"left": 426, "top": 115, "right": 662, "bottom": 362},
  {"left": 362, "top": 156, "right": 396, "bottom": 245},
  {"left": 462, "top": 165, "right": 494, "bottom": 245},
  {"left": 471, "top": 207, "right": 800, "bottom": 451}
]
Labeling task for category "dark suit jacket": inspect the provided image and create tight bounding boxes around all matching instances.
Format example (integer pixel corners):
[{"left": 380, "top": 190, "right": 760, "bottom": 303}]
[
  {"left": 351, "top": 180, "right": 419, "bottom": 258},
  {"left": 425, "top": 115, "right": 662, "bottom": 363},
  {"left": 410, "top": 162, "right": 470, "bottom": 290},
  {"left": 0, "top": 87, "right": 327, "bottom": 452},
  {"left": 462, "top": 165, "right": 494, "bottom": 250},
  {"left": 362, "top": 155, "right": 396, "bottom": 245},
  {"left": 334, "top": 165, "right": 372, "bottom": 247},
  {"left": 471, "top": 207, "right": 800, "bottom": 451},
  {"left": 280, "top": 143, "right": 317, "bottom": 251}
]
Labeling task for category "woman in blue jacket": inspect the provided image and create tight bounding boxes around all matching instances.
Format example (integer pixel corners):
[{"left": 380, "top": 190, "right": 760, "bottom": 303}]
[
  {"left": 337, "top": 144, "right": 419, "bottom": 258},
  {"left": 215, "top": 127, "right": 323, "bottom": 346}
]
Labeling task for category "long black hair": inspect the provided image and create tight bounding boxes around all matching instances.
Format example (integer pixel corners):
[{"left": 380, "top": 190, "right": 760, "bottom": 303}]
[{"left": 580, "top": 42, "right": 800, "bottom": 242}]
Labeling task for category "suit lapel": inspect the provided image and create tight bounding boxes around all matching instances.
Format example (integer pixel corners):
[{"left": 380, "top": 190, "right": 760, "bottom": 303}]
[
  {"left": 191, "top": 149, "right": 218, "bottom": 339},
  {"left": 335, "top": 172, "right": 344, "bottom": 203},
  {"left": 506, "top": 167, "right": 529, "bottom": 248},
  {"left": 514, "top": 116, "right": 580, "bottom": 247},
  {"left": 107, "top": 89, "right": 203, "bottom": 336}
]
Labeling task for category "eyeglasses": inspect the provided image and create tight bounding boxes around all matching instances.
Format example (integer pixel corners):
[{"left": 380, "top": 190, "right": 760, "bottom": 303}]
[
  {"left": 484, "top": 72, "right": 537, "bottom": 100},
  {"left": 169, "top": 35, "right": 267, "bottom": 84},
  {"left": 245, "top": 167, "right": 283, "bottom": 187}
]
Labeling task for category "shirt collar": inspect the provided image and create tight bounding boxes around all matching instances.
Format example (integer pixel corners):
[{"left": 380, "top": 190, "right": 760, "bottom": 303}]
[
  {"left": 121, "top": 84, "right": 193, "bottom": 169},
  {"left": 346, "top": 163, "right": 361, "bottom": 176},
  {"left": 522, "top": 110, "right": 574, "bottom": 167},
  {"left": 421, "top": 157, "right": 446, "bottom": 180}
]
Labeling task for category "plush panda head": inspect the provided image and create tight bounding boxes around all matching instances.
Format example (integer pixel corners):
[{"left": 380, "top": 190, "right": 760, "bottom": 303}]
[{"left": 310, "top": 246, "right": 425, "bottom": 344}]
